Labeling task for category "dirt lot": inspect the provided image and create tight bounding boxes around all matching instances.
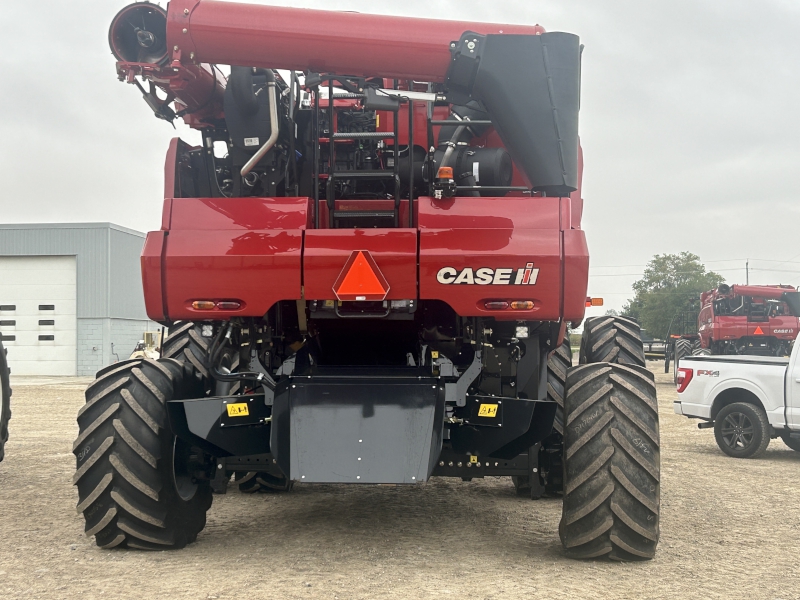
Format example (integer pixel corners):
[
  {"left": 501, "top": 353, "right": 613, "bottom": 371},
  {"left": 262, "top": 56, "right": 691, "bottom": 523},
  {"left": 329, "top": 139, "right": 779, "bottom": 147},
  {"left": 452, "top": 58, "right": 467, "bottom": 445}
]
[{"left": 1, "top": 364, "right": 798, "bottom": 600}]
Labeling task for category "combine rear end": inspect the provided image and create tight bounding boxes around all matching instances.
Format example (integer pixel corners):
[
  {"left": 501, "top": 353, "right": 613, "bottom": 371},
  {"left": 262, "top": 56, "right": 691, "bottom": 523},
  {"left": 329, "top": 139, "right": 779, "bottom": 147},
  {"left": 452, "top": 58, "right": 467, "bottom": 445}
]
[
  {"left": 698, "top": 284, "right": 800, "bottom": 356},
  {"left": 72, "top": 0, "right": 660, "bottom": 560}
]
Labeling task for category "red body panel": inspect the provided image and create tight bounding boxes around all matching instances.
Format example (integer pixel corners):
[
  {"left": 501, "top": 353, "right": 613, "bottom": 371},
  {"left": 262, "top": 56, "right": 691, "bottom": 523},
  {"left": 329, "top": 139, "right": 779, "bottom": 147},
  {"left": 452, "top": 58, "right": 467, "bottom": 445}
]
[
  {"left": 156, "top": 198, "right": 307, "bottom": 320},
  {"left": 304, "top": 230, "right": 418, "bottom": 301},
  {"left": 143, "top": 193, "right": 589, "bottom": 324},
  {"left": 168, "top": 0, "right": 544, "bottom": 83}
]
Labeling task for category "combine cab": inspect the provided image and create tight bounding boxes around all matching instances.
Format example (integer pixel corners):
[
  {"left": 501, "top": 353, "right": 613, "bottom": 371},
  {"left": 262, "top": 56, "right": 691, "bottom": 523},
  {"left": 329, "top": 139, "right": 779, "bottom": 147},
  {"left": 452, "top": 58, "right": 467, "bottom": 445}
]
[{"left": 72, "top": 0, "right": 660, "bottom": 560}]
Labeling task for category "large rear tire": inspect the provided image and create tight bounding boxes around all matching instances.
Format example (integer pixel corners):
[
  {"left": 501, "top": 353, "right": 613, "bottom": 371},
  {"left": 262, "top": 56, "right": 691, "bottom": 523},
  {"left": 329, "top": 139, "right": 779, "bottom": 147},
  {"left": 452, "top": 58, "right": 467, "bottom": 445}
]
[
  {"left": 559, "top": 363, "right": 660, "bottom": 561},
  {"left": 0, "top": 341, "right": 10, "bottom": 463},
  {"left": 579, "top": 317, "right": 646, "bottom": 367},
  {"left": 73, "top": 358, "right": 213, "bottom": 549}
]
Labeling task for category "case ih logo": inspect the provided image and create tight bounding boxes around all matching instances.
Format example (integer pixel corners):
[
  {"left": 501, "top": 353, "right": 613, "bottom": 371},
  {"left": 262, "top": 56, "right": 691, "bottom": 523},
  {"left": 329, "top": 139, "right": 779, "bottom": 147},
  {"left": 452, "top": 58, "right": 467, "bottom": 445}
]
[
  {"left": 774, "top": 329, "right": 794, "bottom": 334},
  {"left": 437, "top": 263, "right": 540, "bottom": 285},
  {"left": 697, "top": 370, "right": 720, "bottom": 377}
]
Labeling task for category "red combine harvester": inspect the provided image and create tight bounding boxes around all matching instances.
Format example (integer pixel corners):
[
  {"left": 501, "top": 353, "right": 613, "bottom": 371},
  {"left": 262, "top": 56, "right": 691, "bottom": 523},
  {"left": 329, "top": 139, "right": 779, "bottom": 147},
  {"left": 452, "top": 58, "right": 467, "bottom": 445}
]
[
  {"left": 72, "top": 1, "right": 658, "bottom": 560},
  {"left": 698, "top": 284, "right": 800, "bottom": 356}
]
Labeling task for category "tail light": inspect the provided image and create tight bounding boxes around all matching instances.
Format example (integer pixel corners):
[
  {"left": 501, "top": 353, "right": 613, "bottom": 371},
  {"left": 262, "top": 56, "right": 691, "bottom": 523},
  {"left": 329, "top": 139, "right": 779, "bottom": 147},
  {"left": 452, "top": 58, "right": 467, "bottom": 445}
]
[{"left": 676, "top": 368, "right": 693, "bottom": 393}]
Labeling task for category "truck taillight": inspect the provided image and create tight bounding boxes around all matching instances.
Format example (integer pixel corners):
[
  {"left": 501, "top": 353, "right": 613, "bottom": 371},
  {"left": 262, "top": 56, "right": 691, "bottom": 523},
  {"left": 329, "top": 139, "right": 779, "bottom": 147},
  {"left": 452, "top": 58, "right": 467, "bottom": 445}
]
[{"left": 676, "top": 368, "right": 693, "bottom": 393}]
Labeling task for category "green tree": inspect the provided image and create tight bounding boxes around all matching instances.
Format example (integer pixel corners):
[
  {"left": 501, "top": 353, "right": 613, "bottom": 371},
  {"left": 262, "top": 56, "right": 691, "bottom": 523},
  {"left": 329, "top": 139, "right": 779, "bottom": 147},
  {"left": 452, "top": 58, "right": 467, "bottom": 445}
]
[{"left": 623, "top": 252, "right": 725, "bottom": 338}]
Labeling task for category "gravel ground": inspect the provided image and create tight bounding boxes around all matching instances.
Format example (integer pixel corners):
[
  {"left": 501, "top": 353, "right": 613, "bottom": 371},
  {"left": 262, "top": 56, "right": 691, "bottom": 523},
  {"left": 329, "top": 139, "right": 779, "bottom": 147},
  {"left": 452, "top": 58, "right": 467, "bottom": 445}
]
[{"left": 1, "top": 363, "right": 798, "bottom": 600}]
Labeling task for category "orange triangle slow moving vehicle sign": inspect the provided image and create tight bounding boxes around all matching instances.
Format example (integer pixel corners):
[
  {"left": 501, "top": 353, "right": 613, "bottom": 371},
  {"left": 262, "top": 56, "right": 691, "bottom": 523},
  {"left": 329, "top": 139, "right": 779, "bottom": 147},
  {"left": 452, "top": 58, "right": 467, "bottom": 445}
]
[
  {"left": 753, "top": 326, "right": 764, "bottom": 335},
  {"left": 334, "top": 250, "right": 390, "bottom": 301}
]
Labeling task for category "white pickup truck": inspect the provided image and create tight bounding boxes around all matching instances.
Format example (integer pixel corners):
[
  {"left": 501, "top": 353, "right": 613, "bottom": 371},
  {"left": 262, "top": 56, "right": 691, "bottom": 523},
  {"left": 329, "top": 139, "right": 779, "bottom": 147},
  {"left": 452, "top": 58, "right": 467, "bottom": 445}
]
[{"left": 674, "top": 338, "right": 800, "bottom": 458}]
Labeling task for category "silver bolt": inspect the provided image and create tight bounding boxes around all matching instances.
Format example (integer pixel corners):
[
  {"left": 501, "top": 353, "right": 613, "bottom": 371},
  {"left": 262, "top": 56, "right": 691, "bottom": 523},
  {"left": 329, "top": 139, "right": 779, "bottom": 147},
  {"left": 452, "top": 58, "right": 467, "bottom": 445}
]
[
  {"left": 184, "top": 8, "right": 189, "bottom": 14},
  {"left": 359, "top": 439, "right": 363, "bottom": 443},
  {"left": 494, "top": 462, "right": 499, "bottom": 467},
  {"left": 173, "top": 45, "right": 179, "bottom": 52},
  {"left": 357, "top": 476, "right": 361, "bottom": 480},
  {"left": 477, "top": 462, "right": 481, "bottom": 467},
  {"left": 302, "top": 475, "right": 305, "bottom": 479},
  {"left": 358, "top": 457, "right": 362, "bottom": 461},
  {"left": 182, "top": 28, "right": 188, "bottom": 34},
  {"left": 467, "top": 41, "right": 476, "bottom": 50},
  {"left": 217, "top": 464, "right": 223, "bottom": 470},
  {"left": 412, "top": 477, "right": 416, "bottom": 480},
  {"left": 467, "top": 463, "right": 472, "bottom": 468},
  {"left": 189, "top": 52, "right": 195, "bottom": 60},
  {"left": 448, "top": 462, "right": 453, "bottom": 467},
  {"left": 292, "top": 384, "right": 296, "bottom": 388},
  {"left": 457, "top": 462, "right": 463, "bottom": 467},
  {"left": 272, "top": 459, "right": 277, "bottom": 464},
  {"left": 439, "top": 461, "right": 444, "bottom": 466},
  {"left": 533, "top": 468, "right": 538, "bottom": 473}
]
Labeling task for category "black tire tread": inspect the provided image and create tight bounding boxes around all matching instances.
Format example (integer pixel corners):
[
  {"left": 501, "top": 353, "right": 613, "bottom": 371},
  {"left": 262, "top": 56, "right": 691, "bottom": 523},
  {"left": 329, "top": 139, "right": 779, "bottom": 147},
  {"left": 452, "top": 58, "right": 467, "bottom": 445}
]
[
  {"left": 73, "top": 359, "right": 212, "bottom": 549},
  {"left": 580, "top": 317, "right": 645, "bottom": 367},
  {"left": 560, "top": 363, "right": 660, "bottom": 561},
  {"left": 1, "top": 342, "right": 13, "bottom": 463}
]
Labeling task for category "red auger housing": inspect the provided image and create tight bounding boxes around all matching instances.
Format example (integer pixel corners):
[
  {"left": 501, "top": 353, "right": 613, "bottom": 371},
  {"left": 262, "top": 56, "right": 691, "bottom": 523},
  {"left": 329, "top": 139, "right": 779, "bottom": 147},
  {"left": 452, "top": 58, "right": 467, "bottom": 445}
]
[{"left": 698, "top": 284, "right": 800, "bottom": 356}]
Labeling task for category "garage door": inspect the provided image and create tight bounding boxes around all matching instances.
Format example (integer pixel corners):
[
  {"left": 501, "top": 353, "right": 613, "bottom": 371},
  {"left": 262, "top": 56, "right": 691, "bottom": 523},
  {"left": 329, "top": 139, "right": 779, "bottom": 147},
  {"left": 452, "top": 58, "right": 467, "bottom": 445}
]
[{"left": 0, "top": 256, "right": 77, "bottom": 376}]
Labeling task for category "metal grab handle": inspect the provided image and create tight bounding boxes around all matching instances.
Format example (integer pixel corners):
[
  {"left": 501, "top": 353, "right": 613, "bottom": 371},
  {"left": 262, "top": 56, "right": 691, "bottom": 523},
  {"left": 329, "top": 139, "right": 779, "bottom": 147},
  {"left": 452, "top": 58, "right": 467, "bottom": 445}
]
[{"left": 240, "top": 82, "right": 279, "bottom": 177}]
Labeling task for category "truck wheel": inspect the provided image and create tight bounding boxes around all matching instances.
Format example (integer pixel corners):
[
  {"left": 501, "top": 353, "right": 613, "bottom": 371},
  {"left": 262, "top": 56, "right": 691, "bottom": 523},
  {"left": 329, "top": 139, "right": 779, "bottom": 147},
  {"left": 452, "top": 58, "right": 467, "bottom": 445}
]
[
  {"left": 73, "top": 358, "right": 213, "bottom": 549},
  {"left": 713, "top": 402, "right": 770, "bottom": 458},
  {"left": 579, "top": 317, "right": 645, "bottom": 367},
  {"left": 0, "top": 342, "right": 11, "bottom": 463},
  {"left": 161, "top": 322, "right": 211, "bottom": 382},
  {"left": 673, "top": 339, "right": 692, "bottom": 383},
  {"left": 781, "top": 435, "right": 800, "bottom": 452},
  {"left": 559, "top": 363, "right": 660, "bottom": 561}
]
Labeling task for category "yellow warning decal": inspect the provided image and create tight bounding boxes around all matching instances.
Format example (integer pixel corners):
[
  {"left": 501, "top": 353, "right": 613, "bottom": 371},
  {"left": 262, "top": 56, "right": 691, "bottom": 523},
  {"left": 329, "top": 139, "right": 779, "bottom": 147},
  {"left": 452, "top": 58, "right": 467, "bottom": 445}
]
[
  {"left": 431, "top": 351, "right": 439, "bottom": 359},
  {"left": 226, "top": 403, "right": 250, "bottom": 417},
  {"left": 470, "top": 455, "right": 478, "bottom": 463},
  {"left": 478, "top": 404, "right": 498, "bottom": 418}
]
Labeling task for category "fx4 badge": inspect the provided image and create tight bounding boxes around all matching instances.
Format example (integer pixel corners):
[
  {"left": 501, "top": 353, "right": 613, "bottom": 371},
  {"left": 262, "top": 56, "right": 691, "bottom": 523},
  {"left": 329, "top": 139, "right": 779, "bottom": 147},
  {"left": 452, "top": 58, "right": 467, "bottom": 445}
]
[
  {"left": 697, "top": 370, "right": 719, "bottom": 377},
  {"left": 437, "top": 263, "right": 539, "bottom": 285}
]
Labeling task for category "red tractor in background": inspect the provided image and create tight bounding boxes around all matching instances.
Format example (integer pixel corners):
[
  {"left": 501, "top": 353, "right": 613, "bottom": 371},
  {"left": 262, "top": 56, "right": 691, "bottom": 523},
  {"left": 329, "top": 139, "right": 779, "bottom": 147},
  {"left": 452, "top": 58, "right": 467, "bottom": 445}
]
[
  {"left": 71, "top": 0, "right": 658, "bottom": 560},
  {"left": 698, "top": 284, "right": 800, "bottom": 356},
  {"left": 665, "top": 284, "right": 800, "bottom": 380}
]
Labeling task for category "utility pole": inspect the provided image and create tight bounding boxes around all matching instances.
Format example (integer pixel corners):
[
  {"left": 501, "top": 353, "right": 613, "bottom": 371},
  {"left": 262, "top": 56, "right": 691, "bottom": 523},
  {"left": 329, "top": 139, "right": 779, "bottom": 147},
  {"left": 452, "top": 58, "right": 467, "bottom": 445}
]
[{"left": 746, "top": 258, "right": 749, "bottom": 285}]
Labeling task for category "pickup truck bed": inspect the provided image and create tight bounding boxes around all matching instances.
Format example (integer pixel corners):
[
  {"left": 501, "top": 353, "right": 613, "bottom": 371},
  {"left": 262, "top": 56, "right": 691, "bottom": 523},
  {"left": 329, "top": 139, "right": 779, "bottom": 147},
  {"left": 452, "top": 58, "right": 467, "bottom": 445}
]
[{"left": 674, "top": 349, "right": 800, "bottom": 458}]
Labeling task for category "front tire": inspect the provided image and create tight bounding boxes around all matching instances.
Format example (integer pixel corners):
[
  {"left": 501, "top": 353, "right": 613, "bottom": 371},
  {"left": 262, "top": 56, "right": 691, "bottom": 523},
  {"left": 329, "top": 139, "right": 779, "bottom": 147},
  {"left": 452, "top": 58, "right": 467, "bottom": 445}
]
[
  {"left": 73, "top": 358, "right": 213, "bottom": 549},
  {"left": 713, "top": 402, "right": 770, "bottom": 458},
  {"left": 559, "top": 363, "right": 660, "bottom": 561}
]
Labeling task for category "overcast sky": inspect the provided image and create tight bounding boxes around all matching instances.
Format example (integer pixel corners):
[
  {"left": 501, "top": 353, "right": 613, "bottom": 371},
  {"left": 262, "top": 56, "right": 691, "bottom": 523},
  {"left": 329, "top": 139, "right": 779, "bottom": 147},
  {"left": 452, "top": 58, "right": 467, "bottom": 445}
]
[{"left": 2, "top": 0, "right": 799, "bottom": 316}]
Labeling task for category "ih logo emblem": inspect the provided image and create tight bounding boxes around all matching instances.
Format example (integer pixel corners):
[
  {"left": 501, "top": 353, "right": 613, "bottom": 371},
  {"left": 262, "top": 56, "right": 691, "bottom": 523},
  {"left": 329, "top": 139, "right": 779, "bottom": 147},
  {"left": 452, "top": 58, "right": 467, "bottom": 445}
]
[
  {"left": 437, "top": 262, "right": 540, "bottom": 285},
  {"left": 334, "top": 250, "right": 390, "bottom": 301}
]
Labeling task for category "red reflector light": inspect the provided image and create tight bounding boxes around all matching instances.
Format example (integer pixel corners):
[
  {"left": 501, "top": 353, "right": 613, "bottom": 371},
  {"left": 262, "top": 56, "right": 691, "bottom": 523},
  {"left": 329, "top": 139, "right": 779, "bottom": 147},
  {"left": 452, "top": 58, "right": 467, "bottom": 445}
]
[
  {"left": 191, "top": 301, "right": 216, "bottom": 310},
  {"left": 217, "top": 301, "right": 242, "bottom": 310},
  {"left": 484, "top": 301, "right": 509, "bottom": 310},
  {"left": 510, "top": 301, "right": 534, "bottom": 310},
  {"left": 676, "top": 368, "right": 693, "bottom": 393}
]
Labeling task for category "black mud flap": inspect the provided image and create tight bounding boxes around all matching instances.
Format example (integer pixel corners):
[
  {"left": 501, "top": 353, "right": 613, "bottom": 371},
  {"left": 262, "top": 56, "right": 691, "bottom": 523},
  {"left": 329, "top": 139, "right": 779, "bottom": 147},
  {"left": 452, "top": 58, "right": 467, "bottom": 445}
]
[
  {"left": 167, "top": 393, "right": 272, "bottom": 457},
  {"left": 271, "top": 373, "right": 445, "bottom": 484}
]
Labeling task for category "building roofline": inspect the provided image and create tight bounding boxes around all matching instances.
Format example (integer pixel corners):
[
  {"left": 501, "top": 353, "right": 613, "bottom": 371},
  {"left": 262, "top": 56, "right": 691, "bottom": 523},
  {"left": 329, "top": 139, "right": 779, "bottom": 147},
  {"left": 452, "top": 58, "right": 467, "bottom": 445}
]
[{"left": 0, "top": 222, "right": 145, "bottom": 237}]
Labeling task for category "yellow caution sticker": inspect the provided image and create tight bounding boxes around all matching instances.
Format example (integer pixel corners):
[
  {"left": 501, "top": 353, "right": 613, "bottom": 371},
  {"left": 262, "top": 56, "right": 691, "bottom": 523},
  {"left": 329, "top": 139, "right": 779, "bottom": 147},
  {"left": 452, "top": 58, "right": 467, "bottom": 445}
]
[
  {"left": 226, "top": 403, "right": 250, "bottom": 417},
  {"left": 431, "top": 351, "right": 439, "bottom": 359},
  {"left": 478, "top": 403, "right": 498, "bottom": 418},
  {"left": 470, "top": 455, "right": 478, "bottom": 464}
]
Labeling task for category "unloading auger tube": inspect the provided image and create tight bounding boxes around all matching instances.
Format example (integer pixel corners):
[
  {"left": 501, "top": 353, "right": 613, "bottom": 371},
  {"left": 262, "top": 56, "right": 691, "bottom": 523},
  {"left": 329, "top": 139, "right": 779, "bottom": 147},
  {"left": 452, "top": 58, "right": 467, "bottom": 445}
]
[{"left": 73, "top": 0, "right": 659, "bottom": 561}]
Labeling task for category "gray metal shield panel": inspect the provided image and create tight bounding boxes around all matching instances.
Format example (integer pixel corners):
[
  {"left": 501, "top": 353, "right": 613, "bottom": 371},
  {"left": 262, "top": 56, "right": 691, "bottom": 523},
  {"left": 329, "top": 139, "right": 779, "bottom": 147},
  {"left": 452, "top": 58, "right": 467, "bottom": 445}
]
[{"left": 286, "top": 379, "right": 443, "bottom": 484}]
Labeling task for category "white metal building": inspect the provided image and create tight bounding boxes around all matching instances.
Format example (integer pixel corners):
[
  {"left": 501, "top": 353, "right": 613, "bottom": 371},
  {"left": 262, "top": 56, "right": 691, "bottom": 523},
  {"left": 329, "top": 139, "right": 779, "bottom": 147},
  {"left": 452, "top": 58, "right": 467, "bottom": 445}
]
[{"left": 0, "top": 224, "right": 159, "bottom": 376}]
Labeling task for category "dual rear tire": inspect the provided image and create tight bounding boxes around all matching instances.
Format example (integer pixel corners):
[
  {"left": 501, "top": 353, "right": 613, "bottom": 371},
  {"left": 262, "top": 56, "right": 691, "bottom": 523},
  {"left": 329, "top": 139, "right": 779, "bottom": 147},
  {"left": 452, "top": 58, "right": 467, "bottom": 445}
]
[{"left": 560, "top": 317, "right": 660, "bottom": 561}]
